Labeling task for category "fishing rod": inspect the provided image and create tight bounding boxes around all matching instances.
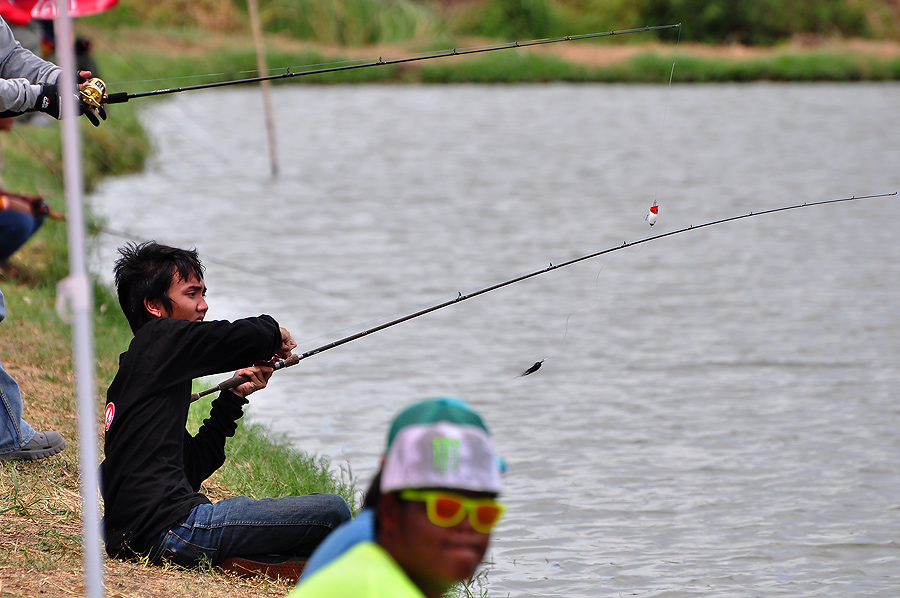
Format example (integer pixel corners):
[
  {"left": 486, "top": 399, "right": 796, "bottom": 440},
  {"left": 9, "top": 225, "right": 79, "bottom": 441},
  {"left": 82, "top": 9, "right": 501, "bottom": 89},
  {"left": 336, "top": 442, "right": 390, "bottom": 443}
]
[
  {"left": 192, "top": 191, "right": 897, "bottom": 397},
  {"left": 102, "top": 24, "right": 682, "bottom": 105},
  {"left": 0, "top": 188, "right": 60, "bottom": 220},
  {"left": 192, "top": 355, "right": 299, "bottom": 401}
]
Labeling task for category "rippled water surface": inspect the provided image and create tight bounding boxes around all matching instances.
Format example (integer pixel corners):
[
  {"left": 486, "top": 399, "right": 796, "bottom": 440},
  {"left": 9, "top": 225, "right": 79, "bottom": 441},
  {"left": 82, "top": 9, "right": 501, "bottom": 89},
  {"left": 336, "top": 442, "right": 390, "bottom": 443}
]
[{"left": 90, "top": 83, "right": 900, "bottom": 597}]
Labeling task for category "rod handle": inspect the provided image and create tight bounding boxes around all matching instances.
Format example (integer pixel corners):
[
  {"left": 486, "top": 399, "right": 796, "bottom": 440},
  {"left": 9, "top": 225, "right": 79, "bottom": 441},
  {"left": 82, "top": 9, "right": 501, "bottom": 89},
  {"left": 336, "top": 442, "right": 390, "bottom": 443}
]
[
  {"left": 105, "top": 92, "right": 129, "bottom": 104},
  {"left": 190, "top": 354, "right": 300, "bottom": 402}
]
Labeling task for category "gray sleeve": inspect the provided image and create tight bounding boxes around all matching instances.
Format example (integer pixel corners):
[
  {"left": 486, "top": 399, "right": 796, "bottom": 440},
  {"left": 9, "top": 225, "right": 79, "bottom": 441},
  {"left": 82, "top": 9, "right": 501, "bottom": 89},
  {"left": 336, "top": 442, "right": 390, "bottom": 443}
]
[{"left": 0, "top": 17, "right": 61, "bottom": 113}]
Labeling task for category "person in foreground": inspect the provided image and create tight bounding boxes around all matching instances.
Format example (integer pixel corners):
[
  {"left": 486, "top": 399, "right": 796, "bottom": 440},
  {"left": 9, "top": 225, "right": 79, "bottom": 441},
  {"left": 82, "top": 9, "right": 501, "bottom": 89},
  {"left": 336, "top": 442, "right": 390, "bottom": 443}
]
[
  {"left": 101, "top": 241, "right": 350, "bottom": 579},
  {"left": 288, "top": 397, "right": 505, "bottom": 597}
]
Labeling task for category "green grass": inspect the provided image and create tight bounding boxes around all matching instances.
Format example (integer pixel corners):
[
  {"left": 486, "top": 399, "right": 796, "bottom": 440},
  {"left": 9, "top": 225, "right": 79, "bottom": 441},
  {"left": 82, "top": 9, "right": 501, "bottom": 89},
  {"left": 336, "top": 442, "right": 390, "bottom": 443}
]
[
  {"left": 188, "top": 395, "right": 356, "bottom": 505},
  {"left": 420, "top": 50, "right": 593, "bottom": 83},
  {"left": 258, "top": 0, "right": 444, "bottom": 46},
  {"left": 86, "top": 0, "right": 900, "bottom": 47},
  {"left": 414, "top": 44, "right": 900, "bottom": 83}
]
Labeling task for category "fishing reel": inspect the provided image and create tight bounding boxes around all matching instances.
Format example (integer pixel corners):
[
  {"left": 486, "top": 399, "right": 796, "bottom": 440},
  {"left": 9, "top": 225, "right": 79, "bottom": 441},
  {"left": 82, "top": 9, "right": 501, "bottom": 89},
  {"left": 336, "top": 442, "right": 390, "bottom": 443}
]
[
  {"left": 79, "top": 77, "right": 108, "bottom": 126},
  {"left": 79, "top": 77, "right": 105, "bottom": 110}
]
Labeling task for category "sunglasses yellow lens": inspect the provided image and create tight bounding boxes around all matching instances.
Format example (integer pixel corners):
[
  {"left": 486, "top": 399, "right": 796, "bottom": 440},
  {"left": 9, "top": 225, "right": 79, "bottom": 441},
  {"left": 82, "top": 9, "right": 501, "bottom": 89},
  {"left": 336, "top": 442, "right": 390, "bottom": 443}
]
[
  {"left": 400, "top": 490, "right": 504, "bottom": 533},
  {"left": 432, "top": 495, "right": 466, "bottom": 525},
  {"left": 473, "top": 503, "right": 503, "bottom": 527},
  {"left": 470, "top": 501, "right": 504, "bottom": 533}
]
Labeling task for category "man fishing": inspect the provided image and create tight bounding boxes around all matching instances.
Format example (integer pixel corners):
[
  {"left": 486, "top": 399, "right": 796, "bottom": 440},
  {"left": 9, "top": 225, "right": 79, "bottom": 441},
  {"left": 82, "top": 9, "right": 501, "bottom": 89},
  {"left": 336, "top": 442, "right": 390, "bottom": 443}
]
[
  {"left": 0, "top": 15, "right": 105, "bottom": 125},
  {"left": 101, "top": 241, "right": 350, "bottom": 579},
  {"left": 1, "top": 13, "right": 107, "bottom": 269},
  {"left": 288, "top": 397, "right": 505, "bottom": 597}
]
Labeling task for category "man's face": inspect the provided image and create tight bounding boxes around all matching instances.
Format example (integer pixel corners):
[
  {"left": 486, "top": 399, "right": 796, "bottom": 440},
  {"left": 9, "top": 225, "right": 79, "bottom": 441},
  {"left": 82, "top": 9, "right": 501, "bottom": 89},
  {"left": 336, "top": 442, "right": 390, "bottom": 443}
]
[
  {"left": 155, "top": 273, "right": 208, "bottom": 321},
  {"left": 386, "top": 490, "right": 493, "bottom": 590}
]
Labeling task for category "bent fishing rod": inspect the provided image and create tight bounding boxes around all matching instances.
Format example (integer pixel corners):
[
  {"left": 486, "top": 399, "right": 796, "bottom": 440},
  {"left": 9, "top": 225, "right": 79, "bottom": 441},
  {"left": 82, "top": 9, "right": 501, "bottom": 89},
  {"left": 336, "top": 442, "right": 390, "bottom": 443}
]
[
  {"left": 192, "top": 191, "right": 897, "bottom": 399},
  {"left": 102, "top": 24, "right": 681, "bottom": 105}
]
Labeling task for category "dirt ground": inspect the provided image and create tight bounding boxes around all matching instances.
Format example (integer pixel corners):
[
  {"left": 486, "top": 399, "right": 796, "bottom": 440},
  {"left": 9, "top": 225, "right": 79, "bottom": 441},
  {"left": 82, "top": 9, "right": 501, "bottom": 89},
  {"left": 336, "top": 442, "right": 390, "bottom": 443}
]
[{"left": 1, "top": 451, "right": 295, "bottom": 598}]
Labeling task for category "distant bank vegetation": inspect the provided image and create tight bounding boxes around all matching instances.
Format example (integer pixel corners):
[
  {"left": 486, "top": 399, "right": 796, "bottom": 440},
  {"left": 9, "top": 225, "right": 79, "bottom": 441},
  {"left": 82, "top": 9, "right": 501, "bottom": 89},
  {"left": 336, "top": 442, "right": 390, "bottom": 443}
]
[{"left": 86, "top": 0, "right": 900, "bottom": 46}]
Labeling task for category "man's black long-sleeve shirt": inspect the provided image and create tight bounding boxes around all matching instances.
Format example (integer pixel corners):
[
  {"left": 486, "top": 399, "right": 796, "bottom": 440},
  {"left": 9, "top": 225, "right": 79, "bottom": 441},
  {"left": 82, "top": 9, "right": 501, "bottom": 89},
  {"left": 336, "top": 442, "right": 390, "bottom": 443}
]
[{"left": 101, "top": 315, "right": 281, "bottom": 557}]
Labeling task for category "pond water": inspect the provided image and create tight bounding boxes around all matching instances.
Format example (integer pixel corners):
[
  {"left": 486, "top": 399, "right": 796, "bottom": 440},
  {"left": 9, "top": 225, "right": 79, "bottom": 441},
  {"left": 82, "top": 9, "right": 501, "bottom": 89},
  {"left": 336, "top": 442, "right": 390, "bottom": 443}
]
[{"left": 89, "top": 82, "right": 900, "bottom": 597}]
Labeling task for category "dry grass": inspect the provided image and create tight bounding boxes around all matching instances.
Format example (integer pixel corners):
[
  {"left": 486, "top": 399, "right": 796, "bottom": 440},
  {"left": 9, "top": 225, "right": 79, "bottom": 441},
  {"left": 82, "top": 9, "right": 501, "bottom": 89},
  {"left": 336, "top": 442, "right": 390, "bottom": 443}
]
[{"left": 530, "top": 37, "right": 900, "bottom": 67}]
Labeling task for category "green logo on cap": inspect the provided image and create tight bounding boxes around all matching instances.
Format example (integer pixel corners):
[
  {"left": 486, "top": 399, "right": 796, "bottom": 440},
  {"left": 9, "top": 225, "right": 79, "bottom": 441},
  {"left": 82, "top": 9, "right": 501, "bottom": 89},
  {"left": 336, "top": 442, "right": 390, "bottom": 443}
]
[{"left": 432, "top": 437, "right": 460, "bottom": 473}]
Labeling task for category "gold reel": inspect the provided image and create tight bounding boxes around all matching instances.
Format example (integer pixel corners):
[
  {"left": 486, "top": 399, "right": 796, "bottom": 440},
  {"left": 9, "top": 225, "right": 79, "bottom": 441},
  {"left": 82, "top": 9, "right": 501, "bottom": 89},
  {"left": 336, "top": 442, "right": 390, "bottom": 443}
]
[{"left": 80, "top": 77, "right": 106, "bottom": 109}]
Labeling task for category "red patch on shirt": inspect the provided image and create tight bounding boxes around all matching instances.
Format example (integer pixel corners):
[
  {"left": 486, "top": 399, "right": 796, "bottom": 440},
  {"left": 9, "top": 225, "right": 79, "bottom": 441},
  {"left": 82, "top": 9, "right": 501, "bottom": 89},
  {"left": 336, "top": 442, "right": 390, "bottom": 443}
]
[{"left": 105, "top": 403, "right": 115, "bottom": 431}]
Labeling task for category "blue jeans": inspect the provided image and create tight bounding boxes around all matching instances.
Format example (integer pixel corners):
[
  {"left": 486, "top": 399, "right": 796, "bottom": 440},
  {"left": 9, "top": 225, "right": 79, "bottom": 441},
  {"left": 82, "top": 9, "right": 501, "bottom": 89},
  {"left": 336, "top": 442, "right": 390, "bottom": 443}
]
[
  {"left": 0, "top": 290, "right": 36, "bottom": 454},
  {"left": 148, "top": 494, "right": 352, "bottom": 567},
  {"left": 0, "top": 211, "right": 44, "bottom": 263}
]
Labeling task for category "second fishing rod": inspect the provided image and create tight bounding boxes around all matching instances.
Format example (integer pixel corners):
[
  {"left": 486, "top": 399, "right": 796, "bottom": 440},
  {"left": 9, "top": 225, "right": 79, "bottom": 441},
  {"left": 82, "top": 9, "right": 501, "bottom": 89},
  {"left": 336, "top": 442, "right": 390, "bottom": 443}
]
[{"left": 100, "top": 24, "right": 681, "bottom": 105}]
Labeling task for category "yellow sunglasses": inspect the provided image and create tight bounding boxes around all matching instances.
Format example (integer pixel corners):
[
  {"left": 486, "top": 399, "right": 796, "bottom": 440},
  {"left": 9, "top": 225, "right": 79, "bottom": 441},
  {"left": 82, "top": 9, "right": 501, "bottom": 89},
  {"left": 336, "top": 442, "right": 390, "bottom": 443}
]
[{"left": 399, "top": 490, "right": 505, "bottom": 534}]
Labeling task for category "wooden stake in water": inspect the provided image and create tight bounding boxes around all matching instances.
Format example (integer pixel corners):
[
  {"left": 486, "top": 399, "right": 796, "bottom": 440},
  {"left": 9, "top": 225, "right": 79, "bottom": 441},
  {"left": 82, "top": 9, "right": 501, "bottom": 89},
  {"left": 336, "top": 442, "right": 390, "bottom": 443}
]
[{"left": 247, "top": 0, "right": 279, "bottom": 176}]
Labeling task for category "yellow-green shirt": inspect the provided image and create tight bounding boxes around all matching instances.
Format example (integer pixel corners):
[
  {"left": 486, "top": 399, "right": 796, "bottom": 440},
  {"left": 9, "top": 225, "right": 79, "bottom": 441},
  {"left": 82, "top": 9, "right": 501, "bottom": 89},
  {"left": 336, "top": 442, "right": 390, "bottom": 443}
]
[{"left": 288, "top": 541, "right": 425, "bottom": 598}]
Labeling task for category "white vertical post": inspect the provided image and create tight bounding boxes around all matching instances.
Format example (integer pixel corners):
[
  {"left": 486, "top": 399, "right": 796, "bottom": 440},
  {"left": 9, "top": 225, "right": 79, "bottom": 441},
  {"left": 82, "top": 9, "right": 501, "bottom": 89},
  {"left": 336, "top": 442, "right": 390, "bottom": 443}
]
[
  {"left": 54, "top": 4, "right": 104, "bottom": 598},
  {"left": 247, "top": 0, "right": 279, "bottom": 176}
]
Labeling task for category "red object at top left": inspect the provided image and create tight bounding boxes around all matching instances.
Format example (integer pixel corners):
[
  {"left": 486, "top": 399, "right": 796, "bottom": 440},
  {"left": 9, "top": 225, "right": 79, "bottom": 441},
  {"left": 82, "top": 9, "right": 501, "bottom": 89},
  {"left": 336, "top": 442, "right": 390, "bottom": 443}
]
[{"left": 1, "top": 0, "right": 118, "bottom": 23}]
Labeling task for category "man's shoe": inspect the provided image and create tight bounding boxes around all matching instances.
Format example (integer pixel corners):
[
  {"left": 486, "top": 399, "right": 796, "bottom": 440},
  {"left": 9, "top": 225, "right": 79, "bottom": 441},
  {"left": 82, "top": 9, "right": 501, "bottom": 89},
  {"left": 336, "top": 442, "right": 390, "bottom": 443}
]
[
  {"left": 220, "top": 556, "right": 307, "bottom": 582},
  {"left": 0, "top": 431, "right": 65, "bottom": 461}
]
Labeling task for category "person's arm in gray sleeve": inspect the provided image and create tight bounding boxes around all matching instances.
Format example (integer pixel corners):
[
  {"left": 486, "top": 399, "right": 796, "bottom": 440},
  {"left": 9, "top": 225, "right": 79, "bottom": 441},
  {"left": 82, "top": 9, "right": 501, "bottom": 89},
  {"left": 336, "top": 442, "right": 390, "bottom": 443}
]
[{"left": 0, "top": 17, "right": 61, "bottom": 114}]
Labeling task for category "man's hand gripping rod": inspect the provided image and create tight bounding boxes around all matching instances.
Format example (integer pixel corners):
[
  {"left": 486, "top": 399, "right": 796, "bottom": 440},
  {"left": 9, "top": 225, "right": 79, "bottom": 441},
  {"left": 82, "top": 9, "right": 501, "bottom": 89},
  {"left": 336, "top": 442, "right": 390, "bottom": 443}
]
[
  {"left": 190, "top": 354, "right": 300, "bottom": 402},
  {"left": 79, "top": 77, "right": 108, "bottom": 126}
]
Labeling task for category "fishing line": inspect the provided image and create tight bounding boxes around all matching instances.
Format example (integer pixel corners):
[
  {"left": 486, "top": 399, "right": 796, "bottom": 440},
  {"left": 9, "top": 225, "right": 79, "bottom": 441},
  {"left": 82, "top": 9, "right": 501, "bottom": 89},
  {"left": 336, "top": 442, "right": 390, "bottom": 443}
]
[
  {"left": 86, "top": 221, "right": 342, "bottom": 298},
  {"left": 11, "top": 127, "right": 62, "bottom": 183},
  {"left": 87, "top": 26, "right": 676, "bottom": 180},
  {"left": 652, "top": 24, "right": 681, "bottom": 209},
  {"left": 638, "top": 24, "right": 681, "bottom": 232},
  {"left": 193, "top": 192, "right": 897, "bottom": 396},
  {"left": 1, "top": 183, "right": 342, "bottom": 299},
  {"left": 519, "top": 264, "right": 606, "bottom": 376},
  {"left": 76, "top": 26, "right": 680, "bottom": 303},
  {"left": 104, "top": 55, "right": 390, "bottom": 89},
  {"left": 72, "top": 26, "right": 679, "bottom": 299},
  {"left": 54, "top": 32, "right": 260, "bottom": 178},
  {"left": 529, "top": 27, "right": 682, "bottom": 375},
  {"left": 8, "top": 54, "right": 330, "bottom": 296},
  {"left": 561, "top": 266, "right": 606, "bottom": 346}
]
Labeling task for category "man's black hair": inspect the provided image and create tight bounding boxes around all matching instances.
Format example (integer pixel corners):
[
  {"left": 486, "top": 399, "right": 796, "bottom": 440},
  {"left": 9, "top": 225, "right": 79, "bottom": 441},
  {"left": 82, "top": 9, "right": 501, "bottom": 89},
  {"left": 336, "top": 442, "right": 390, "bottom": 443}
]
[
  {"left": 364, "top": 469, "right": 382, "bottom": 511},
  {"left": 365, "top": 469, "right": 384, "bottom": 538},
  {"left": 113, "top": 241, "right": 205, "bottom": 333}
]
